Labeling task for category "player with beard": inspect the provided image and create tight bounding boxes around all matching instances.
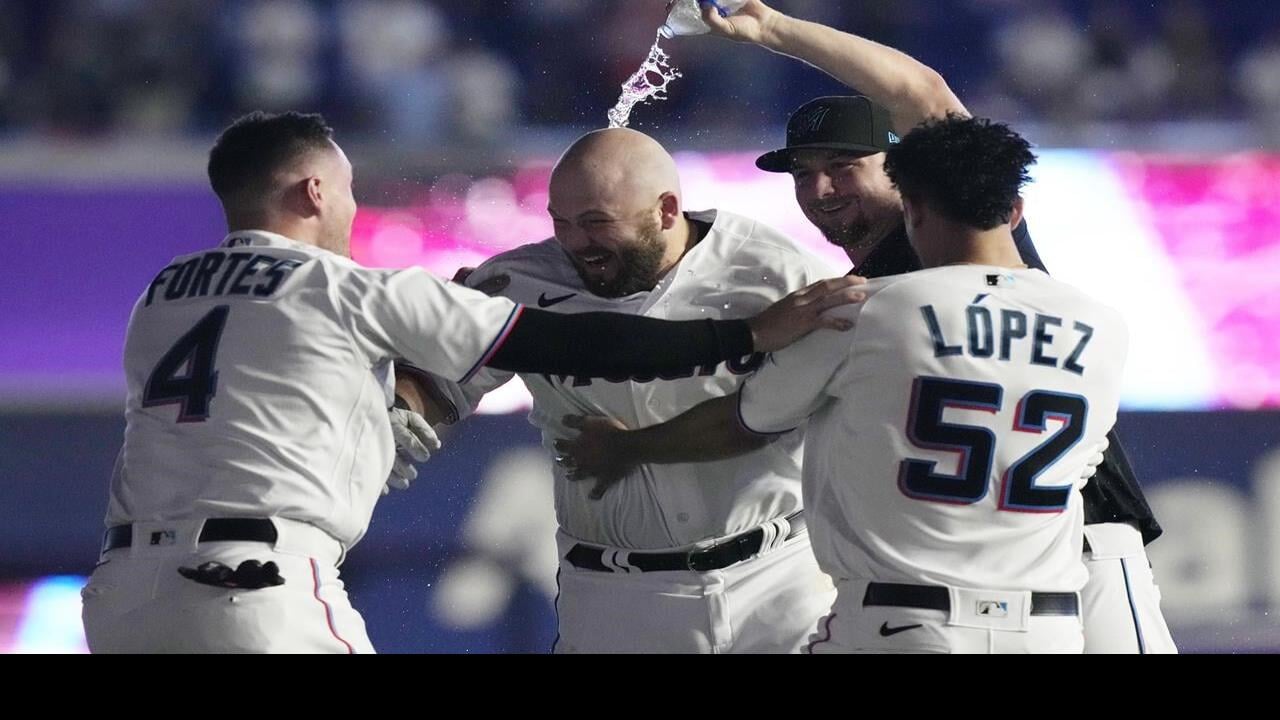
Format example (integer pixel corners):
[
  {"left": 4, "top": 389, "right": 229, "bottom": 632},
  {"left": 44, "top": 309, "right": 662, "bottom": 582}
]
[
  {"left": 558, "top": 115, "right": 1129, "bottom": 654},
  {"left": 421, "top": 127, "right": 845, "bottom": 653},
  {"left": 82, "top": 112, "right": 862, "bottom": 653},
  {"left": 625, "top": 0, "right": 1175, "bottom": 653}
]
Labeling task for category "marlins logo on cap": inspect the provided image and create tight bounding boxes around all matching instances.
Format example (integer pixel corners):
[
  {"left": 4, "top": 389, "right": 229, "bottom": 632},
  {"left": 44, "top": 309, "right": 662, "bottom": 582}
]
[
  {"left": 756, "top": 95, "right": 899, "bottom": 173},
  {"left": 798, "top": 106, "right": 832, "bottom": 134}
]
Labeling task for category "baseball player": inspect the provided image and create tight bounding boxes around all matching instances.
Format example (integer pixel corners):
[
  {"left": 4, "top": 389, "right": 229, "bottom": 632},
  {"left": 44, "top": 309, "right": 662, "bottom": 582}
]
[
  {"left": 688, "top": 0, "right": 1175, "bottom": 653},
  {"left": 422, "top": 127, "right": 842, "bottom": 653},
  {"left": 79, "top": 111, "right": 863, "bottom": 653},
  {"left": 562, "top": 115, "right": 1124, "bottom": 653}
]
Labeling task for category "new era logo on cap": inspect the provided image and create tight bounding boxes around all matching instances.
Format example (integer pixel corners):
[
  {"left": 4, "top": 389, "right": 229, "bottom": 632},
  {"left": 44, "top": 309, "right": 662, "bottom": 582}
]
[{"left": 756, "top": 95, "right": 899, "bottom": 172}]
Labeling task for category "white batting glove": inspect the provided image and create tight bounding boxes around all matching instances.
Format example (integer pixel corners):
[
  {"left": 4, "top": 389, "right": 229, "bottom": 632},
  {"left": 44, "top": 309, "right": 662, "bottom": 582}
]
[
  {"left": 1081, "top": 436, "right": 1110, "bottom": 481},
  {"left": 384, "top": 407, "right": 442, "bottom": 494}
]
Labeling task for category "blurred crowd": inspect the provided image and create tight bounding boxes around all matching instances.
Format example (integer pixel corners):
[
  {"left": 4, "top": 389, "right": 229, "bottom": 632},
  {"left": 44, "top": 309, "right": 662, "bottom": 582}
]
[{"left": 0, "top": 0, "right": 1276, "bottom": 146}]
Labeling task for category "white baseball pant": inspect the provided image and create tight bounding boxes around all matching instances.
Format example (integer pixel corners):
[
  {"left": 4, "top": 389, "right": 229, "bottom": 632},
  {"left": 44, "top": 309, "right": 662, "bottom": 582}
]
[
  {"left": 1081, "top": 521, "right": 1178, "bottom": 654},
  {"left": 808, "top": 579, "right": 1085, "bottom": 654},
  {"left": 81, "top": 517, "right": 372, "bottom": 654},
  {"left": 552, "top": 518, "right": 835, "bottom": 653}
]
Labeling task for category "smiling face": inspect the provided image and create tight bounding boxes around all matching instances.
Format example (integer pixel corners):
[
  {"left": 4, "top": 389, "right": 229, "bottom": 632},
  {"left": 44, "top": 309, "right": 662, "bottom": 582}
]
[
  {"left": 547, "top": 129, "right": 685, "bottom": 298},
  {"left": 789, "top": 149, "right": 903, "bottom": 254},
  {"left": 548, "top": 177, "right": 669, "bottom": 298}
]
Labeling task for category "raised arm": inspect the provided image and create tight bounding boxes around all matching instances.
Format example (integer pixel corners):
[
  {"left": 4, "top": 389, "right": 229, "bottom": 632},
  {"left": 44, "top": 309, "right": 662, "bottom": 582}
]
[{"left": 701, "top": 0, "right": 967, "bottom": 132}]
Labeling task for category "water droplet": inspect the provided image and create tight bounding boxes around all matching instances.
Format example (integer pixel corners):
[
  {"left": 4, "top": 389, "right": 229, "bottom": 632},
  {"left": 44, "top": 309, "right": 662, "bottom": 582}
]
[{"left": 606, "top": 31, "right": 683, "bottom": 128}]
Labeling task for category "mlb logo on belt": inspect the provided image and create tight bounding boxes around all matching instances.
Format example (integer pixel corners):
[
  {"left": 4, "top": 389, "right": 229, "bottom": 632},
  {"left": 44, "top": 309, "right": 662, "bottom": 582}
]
[
  {"left": 149, "top": 530, "right": 176, "bottom": 546},
  {"left": 976, "top": 600, "right": 1009, "bottom": 617}
]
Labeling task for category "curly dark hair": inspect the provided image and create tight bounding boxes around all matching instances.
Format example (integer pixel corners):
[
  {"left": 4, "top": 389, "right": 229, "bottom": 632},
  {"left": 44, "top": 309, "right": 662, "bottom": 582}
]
[
  {"left": 207, "top": 111, "right": 335, "bottom": 203},
  {"left": 883, "top": 114, "right": 1036, "bottom": 230}
]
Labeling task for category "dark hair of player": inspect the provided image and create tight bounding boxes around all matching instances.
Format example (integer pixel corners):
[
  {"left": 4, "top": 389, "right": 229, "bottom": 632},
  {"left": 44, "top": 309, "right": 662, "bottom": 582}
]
[
  {"left": 207, "top": 111, "right": 335, "bottom": 204},
  {"left": 883, "top": 114, "right": 1036, "bottom": 231}
]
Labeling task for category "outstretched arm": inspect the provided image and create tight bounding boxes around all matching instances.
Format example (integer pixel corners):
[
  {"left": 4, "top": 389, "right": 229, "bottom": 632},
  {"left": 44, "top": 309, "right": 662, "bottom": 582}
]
[
  {"left": 702, "top": 0, "right": 967, "bottom": 132},
  {"left": 555, "top": 393, "right": 766, "bottom": 499}
]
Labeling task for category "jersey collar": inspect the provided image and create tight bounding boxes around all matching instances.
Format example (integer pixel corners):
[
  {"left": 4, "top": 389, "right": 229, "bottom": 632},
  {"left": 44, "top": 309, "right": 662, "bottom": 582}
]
[
  {"left": 850, "top": 222, "right": 921, "bottom": 279},
  {"left": 220, "top": 229, "right": 324, "bottom": 254}
]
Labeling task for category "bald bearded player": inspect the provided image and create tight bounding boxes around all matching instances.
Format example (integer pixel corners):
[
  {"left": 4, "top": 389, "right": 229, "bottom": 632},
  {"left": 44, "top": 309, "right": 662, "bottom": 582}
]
[{"left": 426, "top": 128, "right": 842, "bottom": 653}]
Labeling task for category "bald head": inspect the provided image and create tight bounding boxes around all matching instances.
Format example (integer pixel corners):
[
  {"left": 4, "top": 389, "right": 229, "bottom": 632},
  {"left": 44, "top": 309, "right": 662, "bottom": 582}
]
[
  {"left": 547, "top": 129, "right": 692, "bottom": 298},
  {"left": 550, "top": 128, "right": 681, "bottom": 207}
]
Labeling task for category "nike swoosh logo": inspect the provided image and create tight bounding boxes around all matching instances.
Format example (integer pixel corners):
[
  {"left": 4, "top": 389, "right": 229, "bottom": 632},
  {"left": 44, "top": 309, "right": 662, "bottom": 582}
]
[
  {"left": 878, "top": 622, "right": 923, "bottom": 637},
  {"left": 538, "top": 292, "right": 577, "bottom": 308}
]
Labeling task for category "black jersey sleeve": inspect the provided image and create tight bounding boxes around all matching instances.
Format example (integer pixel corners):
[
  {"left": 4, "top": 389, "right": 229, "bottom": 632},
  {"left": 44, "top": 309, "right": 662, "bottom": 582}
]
[
  {"left": 1084, "top": 430, "right": 1163, "bottom": 543},
  {"left": 485, "top": 307, "right": 754, "bottom": 379}
]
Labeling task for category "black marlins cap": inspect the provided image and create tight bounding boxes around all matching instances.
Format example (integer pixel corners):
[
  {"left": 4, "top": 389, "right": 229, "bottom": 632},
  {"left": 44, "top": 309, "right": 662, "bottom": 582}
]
[{"left": 755, "top": 95, "right": 900, "bottom": 173}]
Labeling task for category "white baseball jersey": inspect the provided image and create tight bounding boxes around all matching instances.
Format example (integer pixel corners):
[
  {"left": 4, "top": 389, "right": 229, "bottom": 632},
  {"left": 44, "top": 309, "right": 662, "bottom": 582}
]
[
  {"left": 443, "top": 210, "right": 840, "bottom": 549},
  {"left": 739, "top": 266, "right": 1129, "bottom": 593},
  {"left": 107, "top": 230, "right": 520, "bottom": 549}
]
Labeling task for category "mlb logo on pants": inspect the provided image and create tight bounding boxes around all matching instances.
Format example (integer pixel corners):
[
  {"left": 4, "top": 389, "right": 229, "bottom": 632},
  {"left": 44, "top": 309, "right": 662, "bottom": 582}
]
[{"left": 977, "top": 600, "right": 1009, "bottom": 617}]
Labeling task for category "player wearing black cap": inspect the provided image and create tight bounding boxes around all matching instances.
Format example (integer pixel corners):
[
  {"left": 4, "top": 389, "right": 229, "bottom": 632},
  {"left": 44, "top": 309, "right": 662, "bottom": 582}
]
[{"left": 694, "top": 0, "right": 1176, "bottom": 653}]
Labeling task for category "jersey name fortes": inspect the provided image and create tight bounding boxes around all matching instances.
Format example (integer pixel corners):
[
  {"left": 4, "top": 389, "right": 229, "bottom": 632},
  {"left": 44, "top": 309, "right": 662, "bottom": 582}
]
[
  {"left": 919, "top": 301, "right": 1095, "bottom": 375},
  {"left": 145, "top": 250, "right": 303, "bottom": 306}
]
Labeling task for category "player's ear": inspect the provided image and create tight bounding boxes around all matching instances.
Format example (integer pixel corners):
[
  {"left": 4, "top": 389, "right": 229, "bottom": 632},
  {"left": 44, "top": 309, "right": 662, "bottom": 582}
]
[
  {"left": 281, "top": 176, "right": 321, "bottom": 218},
  {"left": 1008, "top": 196, "right": 1025, "bottom": 231},
  {"left": 902, "top": 194, "right": 926, "bottom": 230},
  {"left": 657, "top": 191, "right": 681, "bottom": 230},
  {"left": 302, "top": 175, "right": 324, "bottom": 216}
]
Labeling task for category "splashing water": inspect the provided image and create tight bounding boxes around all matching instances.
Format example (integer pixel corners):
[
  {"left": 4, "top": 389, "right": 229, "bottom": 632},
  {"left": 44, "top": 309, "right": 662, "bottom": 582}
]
[{"left": 606, "top": 31, "right": 682, "bottom": 128}]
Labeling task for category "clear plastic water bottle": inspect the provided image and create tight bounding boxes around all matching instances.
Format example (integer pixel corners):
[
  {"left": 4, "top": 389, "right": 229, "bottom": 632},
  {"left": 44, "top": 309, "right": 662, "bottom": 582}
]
[{"left": 659, "top": 0, "right": 749, "bottom": 38}]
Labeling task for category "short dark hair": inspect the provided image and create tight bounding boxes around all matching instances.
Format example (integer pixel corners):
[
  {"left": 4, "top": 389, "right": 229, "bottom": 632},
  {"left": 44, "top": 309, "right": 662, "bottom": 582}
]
[
  {"left": 207, "top": 111, "right": 335, "bottom": 203},
  {"left": 883, "top": 114, "right": 1036, "bottom": 230}
]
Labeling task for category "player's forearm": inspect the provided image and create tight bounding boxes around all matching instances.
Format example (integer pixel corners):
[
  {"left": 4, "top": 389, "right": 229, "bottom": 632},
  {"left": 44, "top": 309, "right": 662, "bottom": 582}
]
[
  {"left": 393, "top": 375, "right": 427, "bottom": 415},
  {"left": 628, "top": 394, "right": 767, "bottom": 465},
  {"left": 488, "top": 309, "right": 753, "bottom": 378},
  {"left": 394, "top": 366, "right": 458, "bottom": 425},
  {"left": 759, "top": 12, "right": 967, "bottom": 132}
]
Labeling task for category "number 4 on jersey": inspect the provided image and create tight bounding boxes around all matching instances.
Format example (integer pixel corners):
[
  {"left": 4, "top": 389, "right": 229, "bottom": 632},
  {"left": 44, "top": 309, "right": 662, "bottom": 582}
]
[{"left": 142, "top": 306, "right": 230, "bottom": 422}]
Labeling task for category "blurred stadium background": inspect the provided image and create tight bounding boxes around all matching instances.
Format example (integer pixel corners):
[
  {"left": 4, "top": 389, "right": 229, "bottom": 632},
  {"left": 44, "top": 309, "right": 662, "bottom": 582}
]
[{"left": 1, "top": 0, "right": 1278, "bottom": 653}]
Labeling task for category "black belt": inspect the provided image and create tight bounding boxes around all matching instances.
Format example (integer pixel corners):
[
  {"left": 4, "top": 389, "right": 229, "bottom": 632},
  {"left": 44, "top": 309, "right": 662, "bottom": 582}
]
[
  {"left": 566, "top": 512, "right": 805, "bottom": 573},
  {"left": 863, "top": 582, "right": 1079, "bottom": 616},
  {"left": 102, "top": 518, "right": 279, "bottom": 553}
]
